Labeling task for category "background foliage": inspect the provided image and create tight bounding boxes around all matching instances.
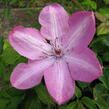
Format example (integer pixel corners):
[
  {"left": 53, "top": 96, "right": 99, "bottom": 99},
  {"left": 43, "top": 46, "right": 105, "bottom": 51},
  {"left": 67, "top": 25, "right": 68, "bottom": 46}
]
[{"left": 0, "top": 0, "right": 109, "bottom": 109}]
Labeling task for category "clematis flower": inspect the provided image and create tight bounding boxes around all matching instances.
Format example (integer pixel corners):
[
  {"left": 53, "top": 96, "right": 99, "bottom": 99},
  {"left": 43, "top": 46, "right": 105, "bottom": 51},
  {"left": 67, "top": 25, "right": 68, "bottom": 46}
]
[{"left": 9, "top": 3, "right": 102, "bottom": 104}]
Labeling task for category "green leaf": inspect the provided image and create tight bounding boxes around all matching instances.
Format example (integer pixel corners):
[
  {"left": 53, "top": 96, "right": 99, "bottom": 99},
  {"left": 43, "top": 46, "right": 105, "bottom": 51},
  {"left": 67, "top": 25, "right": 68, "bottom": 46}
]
[
  {"left": 97, "top": 23, "right": 109, "bottom": 35},
  {"left": 0, "top": 90, "right": 10, "bottom": 98},
  {"left": 35, "top": 83, "right": 55, "bottom": 105},
  {"left": 66, "top": 102, "right": 78, "bottom": 109},
  {"left": 99, "top": 71, "right": 109, "bottom": 89},
  {"left": 81, "top": 97, "right": 97, "bottom": 109},
  {"left": 1, "top": 40, "right": 27, "bottom": 65},
  {"left": 0, "top": 98, "right": 10, "bottom": 109},
  {"left": 93, "top": 83, "right": 109, "bottom": 99},
  {"left": 0, "top": 88, "right": 25, "bottom": 98},
  {"left": 77, "top": 81, "right": 89, "bottom": 89},
  {"left": 3, "top": 40, "right": 11, "bottom": 50},
  {"left": 1, "top": 47, "right": 20, "bottom": 65},
  {"left": 6, "top": 88, "right": 25, "bottom": 97},
  {"left": 1, "top": 40, "right": 20, "bottom": 64},
  {"left": 95, "top": 12, "right": 107, "bottom": 22},
  {"left": 97, "top": 55, "right": 103, "bottom": 65},
  {"left": 94, "top": 97, "right": 109, "bottom": 109},
  {"left": 90, "top": 37, "right": 106, "bottom": 55},
  {"left": 90, "top": 1, "right": 97, "bottom": 10},
  {"left": 7, "top": 96, "right": 25, "bottom": 109},
  {"left": 33, "top": 24, "right": 41, "bottom": 29},
  {"left": 9, "top": 0, "right": 18, "bottom": 5},
  {"left": 103, "top": 52, "right": 109, "bottom": 61},
  {"left": 93, "top": 83, "right": 109, "bottom": 108},
  {"left": 66, "top": 102, "right": 85, "bottom": 109},
  {"left": 82, "top": 0, "right": 97, "bottom": 10},
  {"left": 0, "top": 88, "right": 25, "bottom": 109},
  {"left": 99, "top": 8, "right": 109, "bottom": 18},
  {"left": 101, "top": 34, "right": 109, "bottom": 46},
  {"left": 75, "top": 87, "right": 82, "bottom": 98},
  {"left": 18, "top": 0, "right": 26, "bottom": 7},
  {"left": 23, "top": 94, "right": 45, "bottom": 109}
]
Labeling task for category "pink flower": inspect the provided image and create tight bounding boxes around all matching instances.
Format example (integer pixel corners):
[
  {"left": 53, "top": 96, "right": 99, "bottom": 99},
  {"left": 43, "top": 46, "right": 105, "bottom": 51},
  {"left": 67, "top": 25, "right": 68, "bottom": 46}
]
[{"left": 9, "top": 3, "right": 102, "bottom": 104}]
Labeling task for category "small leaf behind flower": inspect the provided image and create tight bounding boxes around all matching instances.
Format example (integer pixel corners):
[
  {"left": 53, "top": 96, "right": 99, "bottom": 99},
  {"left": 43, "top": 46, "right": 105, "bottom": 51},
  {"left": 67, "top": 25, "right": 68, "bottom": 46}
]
[{"left": 35, "top": 83, "right": 55, "bottom": 105}]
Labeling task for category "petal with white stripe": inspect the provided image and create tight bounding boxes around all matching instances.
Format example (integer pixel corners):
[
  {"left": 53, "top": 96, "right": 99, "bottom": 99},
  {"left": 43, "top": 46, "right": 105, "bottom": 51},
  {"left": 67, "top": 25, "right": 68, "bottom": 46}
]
[
  {"left": 44, "top": 59, "right": 75, "bottom": 104},
  {"left": 9, "top": 26, "right": 52, "bottom": 60},
  {"left": 65, "top": 47, "right": 102, "bottom": 82},
  {"left": 63, "top": 11, "right": 96, "bottom": 50},
  {"left": 10, "top": 57, "right": 55, "bottom": 89},
  {"left": 39, "top": 3, "right": 69, "bottom": 40}
]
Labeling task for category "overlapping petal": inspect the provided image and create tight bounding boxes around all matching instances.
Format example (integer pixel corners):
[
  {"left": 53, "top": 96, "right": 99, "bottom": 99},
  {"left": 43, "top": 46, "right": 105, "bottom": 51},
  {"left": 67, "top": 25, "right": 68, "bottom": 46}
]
[
  {"left": 39, "top": 3, "right": 69, "bottom": 40},
  {"left": 10, "top": 57, "right": 55, "bottom": 89},
  {"left": 65, "top": 47, "right": 102, "bottom": 82},
  {"left": 63, "top": 11, "right": 96, "bottom": 50},
  {"left": 9, "top": 26, "right": 52, "bottom": 60},
  {"left": 44, "top": 59, "right": 75, "bottom": 104}
]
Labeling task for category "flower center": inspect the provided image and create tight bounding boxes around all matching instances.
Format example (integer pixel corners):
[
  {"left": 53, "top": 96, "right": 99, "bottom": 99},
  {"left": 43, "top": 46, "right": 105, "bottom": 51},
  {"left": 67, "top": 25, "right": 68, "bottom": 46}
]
[{"left": 54, "top": 49, "right": 62, "bottom": 56}]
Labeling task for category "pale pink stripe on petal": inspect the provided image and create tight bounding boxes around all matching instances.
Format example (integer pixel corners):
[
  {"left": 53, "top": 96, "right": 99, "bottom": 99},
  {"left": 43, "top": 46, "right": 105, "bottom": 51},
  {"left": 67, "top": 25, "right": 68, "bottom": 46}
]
[
  {"left": 10, "top": 57, "right": 55, "bottom": 89},
  {"left": 9, "top": 26, "right": 52, "bottom": 60},
  {"left": 44, "top": 59, "right": 75, "bottom": 104},
  {"left": 39, "top": 3, "right": 69, "bottom": 40},
  {"left": 65, "top": 47, "right": 102, "bottom": 82},
  {"left": 63, "top": 11, "right": 95, "bottom": 50}
]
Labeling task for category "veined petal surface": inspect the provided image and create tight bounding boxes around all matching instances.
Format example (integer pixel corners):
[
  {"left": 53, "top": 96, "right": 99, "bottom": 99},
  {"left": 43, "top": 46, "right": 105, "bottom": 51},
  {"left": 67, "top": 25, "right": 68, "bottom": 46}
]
[
  {"left": 44, "top": 59, "right": 75, "bottom": 104},
  {"left": 63, "top": 11, "right": 95, "bottom": 50},
  {"left": 9, "top": 26, "right": 52, "bottom": 60},
  {"left": 39, "top": 3, "right": 69, "bottom": 40},
  {"left": 65, "top": 47, "right": 102, "bottom": 82},
  {"left": 10, "top": 57, "right": 55, "bottom": 89}
]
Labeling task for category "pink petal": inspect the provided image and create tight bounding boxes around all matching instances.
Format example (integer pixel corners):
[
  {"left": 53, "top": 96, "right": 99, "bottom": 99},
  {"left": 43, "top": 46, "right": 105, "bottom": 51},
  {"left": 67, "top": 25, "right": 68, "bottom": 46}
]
[
  {"left": 44, "top": 59, "right": 75, "bottom": 104},
  {"left": 63, "top": 11, "right": 96, "bottom": 50},
  {"left": 65, "top": 47, "right": 102, "bottom": 82},
  {"left": 9, "top": 26, "right": 52, "bottom": 60},
  {"left": 10, "top": 57, "right": 55, "bottom": 89},
  {"left": 39, "top": 3, "right": 69, "bottom": 40}
]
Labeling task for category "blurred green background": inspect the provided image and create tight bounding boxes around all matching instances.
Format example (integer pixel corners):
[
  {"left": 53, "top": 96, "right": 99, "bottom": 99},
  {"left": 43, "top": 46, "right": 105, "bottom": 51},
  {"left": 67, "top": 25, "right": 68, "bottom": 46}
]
[{"left": 0, "top": 0, "right": 109, "bottom": 109}]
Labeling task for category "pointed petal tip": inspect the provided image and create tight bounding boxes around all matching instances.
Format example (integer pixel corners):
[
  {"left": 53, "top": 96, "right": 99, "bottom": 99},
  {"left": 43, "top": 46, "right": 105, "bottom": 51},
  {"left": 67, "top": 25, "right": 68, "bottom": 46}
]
[
  {"left": 54, "top": 95, "right": 74, "bottom": 105},
  {"left": 10, "top": 74, "right": 41, "bottom": 90},
  {"left": 44, "top": 59, "right": 75, "bottom": 105},
  {"left": 10, "top": 58, "right": 54, "bottom": 90},
  {"left": 8, "top": 25, "right": 24, "bottom": 42},
  {"left": 8, "top": 25, "right": 51, "bottom": 60},
  {"left": 93, "top": 63, "right": 103, "bottom": 81},
  {"left": 10, "top": 70, "right": 27, "bottom": 90}
]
